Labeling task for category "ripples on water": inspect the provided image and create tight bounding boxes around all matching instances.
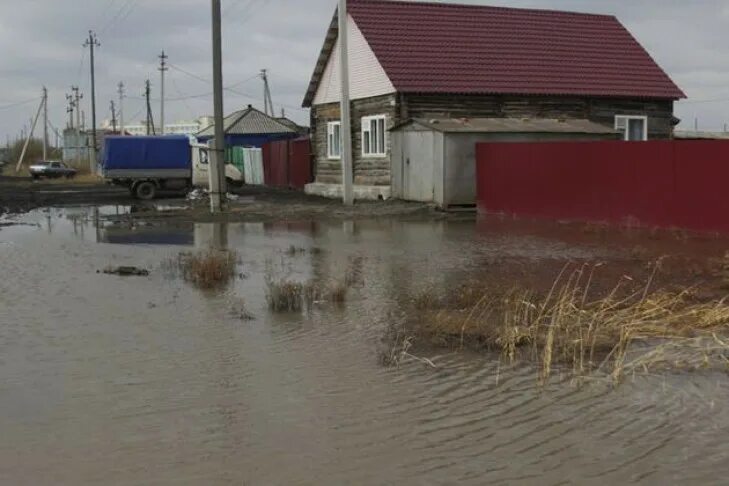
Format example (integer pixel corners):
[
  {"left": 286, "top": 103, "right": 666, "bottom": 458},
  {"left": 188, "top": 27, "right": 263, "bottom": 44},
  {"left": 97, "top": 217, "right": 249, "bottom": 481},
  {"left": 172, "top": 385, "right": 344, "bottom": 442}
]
[{"left": 1, "top": 207, "right": 728, "bottom": 485}]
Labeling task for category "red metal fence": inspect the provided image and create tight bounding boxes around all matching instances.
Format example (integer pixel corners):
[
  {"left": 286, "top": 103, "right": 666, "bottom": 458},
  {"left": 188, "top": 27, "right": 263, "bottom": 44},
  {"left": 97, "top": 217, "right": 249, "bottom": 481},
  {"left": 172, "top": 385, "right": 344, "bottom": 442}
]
[
  {"left": 262, "top": 137, "right": 312, "bottom": 189},
  {"left": 476, "top": 140, "right": 729, "bottom": 233}
]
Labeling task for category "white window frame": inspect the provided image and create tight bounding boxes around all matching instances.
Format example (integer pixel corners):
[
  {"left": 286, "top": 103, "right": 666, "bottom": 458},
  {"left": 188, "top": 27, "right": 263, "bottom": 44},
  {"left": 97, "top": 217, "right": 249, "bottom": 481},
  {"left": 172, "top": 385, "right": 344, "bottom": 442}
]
[
  {"left": 361, "top": 114, "right": 388, "bottom": 158},
  {"left": 615, "top": 115, "right": 648, "bottom": 141},
  {"left": 327, "top": 121, "right": 342, "bottom": 160}
]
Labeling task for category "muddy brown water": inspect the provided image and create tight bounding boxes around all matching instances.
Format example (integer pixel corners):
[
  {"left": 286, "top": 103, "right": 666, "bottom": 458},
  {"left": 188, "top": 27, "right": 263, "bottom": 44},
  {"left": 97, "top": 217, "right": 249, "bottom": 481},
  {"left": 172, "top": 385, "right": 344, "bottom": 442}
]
[{"left": 2, "top": 206, "right": 729, "bottom": 485}]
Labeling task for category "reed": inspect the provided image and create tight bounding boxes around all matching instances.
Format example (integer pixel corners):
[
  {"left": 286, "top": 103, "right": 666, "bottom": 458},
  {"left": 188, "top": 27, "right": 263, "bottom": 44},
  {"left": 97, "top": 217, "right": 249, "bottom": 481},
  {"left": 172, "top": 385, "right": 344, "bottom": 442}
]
[{"left": 393, "top": 263, "right": 729, "bottom": 382}]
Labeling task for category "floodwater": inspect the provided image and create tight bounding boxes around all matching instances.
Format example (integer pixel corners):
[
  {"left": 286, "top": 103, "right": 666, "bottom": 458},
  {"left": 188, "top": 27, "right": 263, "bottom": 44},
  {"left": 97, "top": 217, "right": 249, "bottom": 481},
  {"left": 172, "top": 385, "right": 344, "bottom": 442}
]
[{"left": 1, "top": 206, "right": 729, "bottom": 485}]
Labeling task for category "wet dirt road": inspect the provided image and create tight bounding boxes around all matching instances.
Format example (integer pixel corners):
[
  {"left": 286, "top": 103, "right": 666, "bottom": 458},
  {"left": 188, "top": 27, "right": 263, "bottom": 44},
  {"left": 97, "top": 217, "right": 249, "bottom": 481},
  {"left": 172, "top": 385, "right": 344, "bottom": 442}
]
[{"left": 2, "top": 206, "right": 729, "bottom": 485}]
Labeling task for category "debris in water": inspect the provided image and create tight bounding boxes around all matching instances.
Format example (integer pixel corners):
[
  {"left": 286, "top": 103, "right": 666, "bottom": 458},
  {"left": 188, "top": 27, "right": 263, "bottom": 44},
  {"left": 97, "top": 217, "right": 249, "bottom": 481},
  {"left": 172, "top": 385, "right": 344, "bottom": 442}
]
[{"left": 101, "top": 266, "right": 150, "bottom": 277}]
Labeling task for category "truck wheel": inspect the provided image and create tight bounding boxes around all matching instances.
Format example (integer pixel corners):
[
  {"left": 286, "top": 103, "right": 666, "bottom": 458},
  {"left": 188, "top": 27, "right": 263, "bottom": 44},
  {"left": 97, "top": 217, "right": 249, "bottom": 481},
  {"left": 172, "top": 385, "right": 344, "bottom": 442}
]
[{"left": 135, "top": 181, "right": 157, "bottom": 200}]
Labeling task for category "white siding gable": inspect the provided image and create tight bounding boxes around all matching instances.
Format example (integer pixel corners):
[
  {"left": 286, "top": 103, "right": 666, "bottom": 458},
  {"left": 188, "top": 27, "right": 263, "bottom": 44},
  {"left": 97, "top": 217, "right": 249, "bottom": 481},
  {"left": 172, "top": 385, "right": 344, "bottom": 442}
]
[{"left": 312, "top": 15, "right": 396, "bottom": 106}]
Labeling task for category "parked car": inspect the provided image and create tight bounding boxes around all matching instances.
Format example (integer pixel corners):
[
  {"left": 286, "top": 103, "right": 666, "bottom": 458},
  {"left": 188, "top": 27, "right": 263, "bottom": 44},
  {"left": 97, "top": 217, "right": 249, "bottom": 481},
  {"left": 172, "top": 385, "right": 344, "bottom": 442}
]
[{"left": 29, "top": 161, "right": 78, "bottom": 180}]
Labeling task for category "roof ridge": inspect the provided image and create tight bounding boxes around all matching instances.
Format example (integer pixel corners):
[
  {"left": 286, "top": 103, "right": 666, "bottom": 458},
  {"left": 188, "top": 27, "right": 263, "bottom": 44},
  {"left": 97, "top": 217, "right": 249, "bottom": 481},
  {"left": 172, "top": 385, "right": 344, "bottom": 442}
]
[{"left": 349, "top": 0, "right": 618, "bottom": 20}]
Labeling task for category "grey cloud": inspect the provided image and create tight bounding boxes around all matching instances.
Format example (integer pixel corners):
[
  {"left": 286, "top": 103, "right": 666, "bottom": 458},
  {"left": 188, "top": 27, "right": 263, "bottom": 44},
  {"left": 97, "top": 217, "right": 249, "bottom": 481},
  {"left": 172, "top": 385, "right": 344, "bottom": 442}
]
[{"left": 0, "top": 0, "right": 727, "bottom": 142}]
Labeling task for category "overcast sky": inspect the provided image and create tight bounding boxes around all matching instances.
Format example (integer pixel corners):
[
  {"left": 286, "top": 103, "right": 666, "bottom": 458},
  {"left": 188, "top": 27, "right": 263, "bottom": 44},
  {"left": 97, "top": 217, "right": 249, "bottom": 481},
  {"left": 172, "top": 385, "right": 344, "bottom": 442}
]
[{"left": 0, "top": 0, "right": 727, "bottom": 143}]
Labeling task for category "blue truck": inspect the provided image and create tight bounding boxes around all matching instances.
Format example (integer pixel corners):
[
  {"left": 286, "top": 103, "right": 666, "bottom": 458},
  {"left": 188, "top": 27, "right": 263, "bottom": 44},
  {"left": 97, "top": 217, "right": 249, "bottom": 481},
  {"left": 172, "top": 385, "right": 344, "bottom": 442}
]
[{"left": 102, "top": 135, "right": 242, "bottom": 200}]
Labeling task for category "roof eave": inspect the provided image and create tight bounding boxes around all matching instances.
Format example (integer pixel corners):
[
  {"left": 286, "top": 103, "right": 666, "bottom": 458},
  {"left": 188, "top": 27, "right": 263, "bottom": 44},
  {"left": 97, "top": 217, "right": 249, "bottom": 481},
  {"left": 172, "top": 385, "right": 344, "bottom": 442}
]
[{"left": 302, "top": 10, "right": 339, "bottom": 108}]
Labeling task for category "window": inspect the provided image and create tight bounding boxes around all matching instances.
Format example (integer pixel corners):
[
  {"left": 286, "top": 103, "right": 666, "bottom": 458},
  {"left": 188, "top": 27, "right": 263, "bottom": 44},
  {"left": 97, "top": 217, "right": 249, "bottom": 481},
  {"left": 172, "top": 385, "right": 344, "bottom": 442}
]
[
  {"left": 327, "top": 121, "right": 341, "bottom": 159},
  {"left": 362, "top": 115, "right": 387, "bottom": 157},
  {"left": 615, "top": 115, "right": 648, "bottom": 141}
]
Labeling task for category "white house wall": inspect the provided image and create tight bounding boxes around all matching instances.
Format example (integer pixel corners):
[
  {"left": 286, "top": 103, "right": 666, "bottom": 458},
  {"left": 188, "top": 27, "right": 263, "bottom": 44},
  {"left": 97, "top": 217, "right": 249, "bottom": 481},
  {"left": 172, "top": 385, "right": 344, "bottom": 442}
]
[{"left": 312, "top": 15, "right": 396, "bottom": 105}]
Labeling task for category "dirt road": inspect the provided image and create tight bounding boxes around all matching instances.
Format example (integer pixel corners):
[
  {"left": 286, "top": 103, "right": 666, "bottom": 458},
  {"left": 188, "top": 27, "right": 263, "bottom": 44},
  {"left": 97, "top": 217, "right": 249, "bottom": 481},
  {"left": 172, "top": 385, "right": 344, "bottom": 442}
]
[{"left": 0, "top": 176, "right": 443, "bottom": 222}]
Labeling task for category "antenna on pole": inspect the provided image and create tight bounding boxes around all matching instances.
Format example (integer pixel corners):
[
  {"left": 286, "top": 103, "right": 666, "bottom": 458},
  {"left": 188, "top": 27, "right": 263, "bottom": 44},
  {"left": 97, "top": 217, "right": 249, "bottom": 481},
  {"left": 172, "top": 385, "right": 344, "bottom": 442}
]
[{"left": 159, "top": 50, "right": 168, "bottom": 134}]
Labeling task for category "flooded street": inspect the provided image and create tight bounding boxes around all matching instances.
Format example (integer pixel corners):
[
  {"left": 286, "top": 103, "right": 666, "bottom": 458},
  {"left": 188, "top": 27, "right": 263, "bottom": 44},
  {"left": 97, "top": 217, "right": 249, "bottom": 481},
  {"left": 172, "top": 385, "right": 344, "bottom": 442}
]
[{"left": 2, "top": 206, "right": 729, "bottom": 485}]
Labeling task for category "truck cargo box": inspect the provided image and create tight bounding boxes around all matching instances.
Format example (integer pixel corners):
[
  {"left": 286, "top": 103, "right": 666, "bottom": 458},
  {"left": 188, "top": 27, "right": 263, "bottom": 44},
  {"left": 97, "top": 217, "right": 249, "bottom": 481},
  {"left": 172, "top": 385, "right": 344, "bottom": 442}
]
[{"left": 103, "top": 136, "right": 192, "bottom": 178}]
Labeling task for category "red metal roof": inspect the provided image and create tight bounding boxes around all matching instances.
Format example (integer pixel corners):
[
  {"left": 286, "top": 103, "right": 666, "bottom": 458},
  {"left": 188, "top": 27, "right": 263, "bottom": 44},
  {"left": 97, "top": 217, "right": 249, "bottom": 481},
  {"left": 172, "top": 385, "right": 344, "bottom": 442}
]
[{"left": 304, "top": 0, "right": 685, "bottom": 106}]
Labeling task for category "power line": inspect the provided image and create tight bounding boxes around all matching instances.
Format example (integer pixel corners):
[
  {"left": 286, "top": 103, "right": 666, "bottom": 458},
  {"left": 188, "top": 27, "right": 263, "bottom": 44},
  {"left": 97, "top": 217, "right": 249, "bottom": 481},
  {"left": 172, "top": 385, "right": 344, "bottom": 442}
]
[
  {"left": 95, "top": 0, "right": 118, "bottom": 30},
  {"left": 100, "top": 0, "right": 138, "bottom": 35},
  {"left": 0, "top": 97, "right": 41, "bottom": 111},
  {"left": 168, "top": 63, "right": 210, "bottom": 84}
]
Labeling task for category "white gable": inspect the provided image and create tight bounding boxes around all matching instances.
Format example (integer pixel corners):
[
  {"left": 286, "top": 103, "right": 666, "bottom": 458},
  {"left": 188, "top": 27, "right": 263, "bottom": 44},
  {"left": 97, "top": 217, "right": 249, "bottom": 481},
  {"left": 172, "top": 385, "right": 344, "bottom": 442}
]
[{"left": 312, "top": 15, "right": 396, "bottom": 106}]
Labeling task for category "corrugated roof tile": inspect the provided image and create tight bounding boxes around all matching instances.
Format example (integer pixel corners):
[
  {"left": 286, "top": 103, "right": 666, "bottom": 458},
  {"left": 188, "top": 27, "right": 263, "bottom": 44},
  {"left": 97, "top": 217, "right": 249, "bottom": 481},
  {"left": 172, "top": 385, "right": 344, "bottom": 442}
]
[{"left": 303, "top": 0, "right": 684, "bottom": 106}]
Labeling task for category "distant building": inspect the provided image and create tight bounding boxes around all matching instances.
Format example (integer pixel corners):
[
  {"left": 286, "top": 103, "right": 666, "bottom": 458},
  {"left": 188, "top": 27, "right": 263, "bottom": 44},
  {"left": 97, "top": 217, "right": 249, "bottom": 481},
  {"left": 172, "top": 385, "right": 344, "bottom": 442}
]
[
  {"left": 100, "top": 118, "right": 206, "bottom": 136},
  {"left": 197, "top": 105, "right": 299, "bottom": 148}
]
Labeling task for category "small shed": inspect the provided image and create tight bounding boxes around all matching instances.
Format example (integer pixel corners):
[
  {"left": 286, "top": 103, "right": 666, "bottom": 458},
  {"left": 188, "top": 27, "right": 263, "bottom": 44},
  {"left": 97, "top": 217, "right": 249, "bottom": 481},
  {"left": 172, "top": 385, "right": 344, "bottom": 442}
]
[{"left": 391, "top": 118, "right": 619, "bottom": 209}]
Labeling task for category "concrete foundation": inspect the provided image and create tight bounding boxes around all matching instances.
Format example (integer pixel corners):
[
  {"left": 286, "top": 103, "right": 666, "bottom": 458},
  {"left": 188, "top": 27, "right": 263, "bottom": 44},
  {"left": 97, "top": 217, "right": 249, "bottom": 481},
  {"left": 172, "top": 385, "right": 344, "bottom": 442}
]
[{"left": 305, "top": 183, "right": 391, "bottom": 201}]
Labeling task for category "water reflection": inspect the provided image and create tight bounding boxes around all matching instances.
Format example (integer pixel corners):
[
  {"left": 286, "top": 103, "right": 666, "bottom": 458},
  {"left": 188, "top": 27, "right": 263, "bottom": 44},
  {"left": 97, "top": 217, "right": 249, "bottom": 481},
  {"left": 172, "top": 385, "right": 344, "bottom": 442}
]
[{"left": 3, "top": 207, "right": 729, "bottom": 484}]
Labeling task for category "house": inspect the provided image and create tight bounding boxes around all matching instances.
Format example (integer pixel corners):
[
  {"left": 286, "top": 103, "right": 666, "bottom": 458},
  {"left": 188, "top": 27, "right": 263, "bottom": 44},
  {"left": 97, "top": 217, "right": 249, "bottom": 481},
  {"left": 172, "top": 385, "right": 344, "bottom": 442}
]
[
  {"left": 302, "top": 0, "right": 686, "bottom": 200},
  {"left": 197, "top": 105, "right": 299, "bottom": 149}
]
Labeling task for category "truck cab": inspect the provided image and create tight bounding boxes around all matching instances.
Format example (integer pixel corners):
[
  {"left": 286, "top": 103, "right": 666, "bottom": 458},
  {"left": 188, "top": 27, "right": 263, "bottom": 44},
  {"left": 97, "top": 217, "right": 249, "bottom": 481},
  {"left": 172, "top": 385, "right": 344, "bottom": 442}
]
[{"left": 191, "top": 142, "right": 244, "bottom": 189}]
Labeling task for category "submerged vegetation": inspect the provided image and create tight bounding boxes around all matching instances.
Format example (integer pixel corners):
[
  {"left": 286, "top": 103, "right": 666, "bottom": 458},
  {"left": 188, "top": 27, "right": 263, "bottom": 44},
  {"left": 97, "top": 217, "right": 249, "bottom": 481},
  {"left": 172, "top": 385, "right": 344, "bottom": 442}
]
[
  {"left": 384, "top": 263, "right": 729, "bottom": 383},
  {"left": 168, "top": 249, "right": 239, "bottom": 289},
  {"left": 265, "top": 277, "right": 350, "bottom": 312}
]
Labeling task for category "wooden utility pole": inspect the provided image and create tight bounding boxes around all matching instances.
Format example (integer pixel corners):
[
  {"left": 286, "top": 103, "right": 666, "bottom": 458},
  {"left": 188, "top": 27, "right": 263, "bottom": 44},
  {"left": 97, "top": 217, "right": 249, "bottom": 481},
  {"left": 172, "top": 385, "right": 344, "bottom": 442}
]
[
  {"left": 84, "top": 31, "right": 100, "bottom": 173},
  {"left": 209, "top": 0, "right": 226, "bottom": 213},
  {"left": 144, "top": 80, "right": 155, "bottom": 135},
  {"left": 66, "top": 93, "right": 75, "bottom": 129},
  {"left": 42, "top": 87, "right": 48, "bottom": 160},
  {"left": 260, "top": 69, "right": 274, "bottom": 116},
  {"left": 338, "top": 0, "right": 354, "bottom": 205},
  {"left": 15, "top": 96, "right": 45, "bottom": 172},
  {"left": 118, "top": 82, "right": 125, "bottom": 135},
  {"left": 72, "top": 86, "right": 82, "bottom": 165},
  {"left": 159, "top": 51, "right": 168, "bottom": 135},
  {"left": 110, "top": 100, "right": 117, "bottom": 132}
]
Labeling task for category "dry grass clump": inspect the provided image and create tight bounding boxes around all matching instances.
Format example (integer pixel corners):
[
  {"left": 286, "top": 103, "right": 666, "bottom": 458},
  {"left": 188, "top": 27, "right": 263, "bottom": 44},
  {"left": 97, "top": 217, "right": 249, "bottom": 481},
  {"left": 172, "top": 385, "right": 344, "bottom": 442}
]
[
  {"left": 172, "top": 249, "right": 238, "bottom": 289},
  {"left": 391, "top": 263, "right": 729, "bottom": 383},
  {"left": 266, "top": 279, "right": 305, "bottom": 312},
  {"left": 265, "top": 278, "right": 349, "bottom": 312}
]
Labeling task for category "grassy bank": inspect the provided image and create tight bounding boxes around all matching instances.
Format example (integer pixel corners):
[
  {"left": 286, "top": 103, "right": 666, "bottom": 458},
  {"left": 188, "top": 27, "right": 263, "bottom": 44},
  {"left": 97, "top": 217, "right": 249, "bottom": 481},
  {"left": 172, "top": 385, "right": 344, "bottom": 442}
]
[{"left": 385, "top": 263, "right": 729, "bottom": 383}]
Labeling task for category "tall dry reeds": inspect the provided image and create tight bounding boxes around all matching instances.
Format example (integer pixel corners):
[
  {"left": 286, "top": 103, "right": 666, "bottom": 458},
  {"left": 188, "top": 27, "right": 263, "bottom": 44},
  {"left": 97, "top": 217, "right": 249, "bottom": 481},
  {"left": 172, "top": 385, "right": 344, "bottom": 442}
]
[
  {"left": 171, "top": 249, "right": 239, "bottom": 289},
  {"left": 392, "top": 263, "right": 729, "bottom": 383}
]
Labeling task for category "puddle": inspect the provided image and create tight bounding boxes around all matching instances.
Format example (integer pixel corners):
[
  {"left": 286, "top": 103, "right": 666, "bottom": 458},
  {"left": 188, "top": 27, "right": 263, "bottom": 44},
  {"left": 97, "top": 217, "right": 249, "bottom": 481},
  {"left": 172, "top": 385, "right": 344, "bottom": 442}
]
[{"left": 1, "top": 206, "right": 729, "bottom": 484}]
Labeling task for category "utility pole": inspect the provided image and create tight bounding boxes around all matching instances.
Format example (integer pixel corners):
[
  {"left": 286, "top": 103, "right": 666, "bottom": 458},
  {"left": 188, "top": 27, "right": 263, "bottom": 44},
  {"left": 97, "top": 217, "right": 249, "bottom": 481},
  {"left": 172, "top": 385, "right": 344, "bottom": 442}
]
[
  {"left": 84, "top": 31, "right": 100, "bottom": 173},
  {"left": 42, "top": 87, "right": 48, "bottom": 160},
  {"left": 118, "top": 82, "right": 125, "bottom": 135},
  {"left": 110, "top": 100, "right": 117, "bottom": 132},
  {"left": 338, "top": 0, "right": 354, "bottom": 205},
  {"left": 144, "top": 80, "right": 155, "bottom": 135},
  {"left": 66, "top": 93, "right": 75, "bottom": 129},
  {"left": 72, "top": 86, "right": 82, "bottom": 165},
  {"left": 260, "top": 69, "right": 274, "bottom": 116},
  {"left": 159, "top": 50, "right": 168, "bottom": 135},
  {"left": 15, "top": 97, "right": 45, "bottom": 172},
  {"left": 209, "top": 0, "right": 226, "bottom": 213}
]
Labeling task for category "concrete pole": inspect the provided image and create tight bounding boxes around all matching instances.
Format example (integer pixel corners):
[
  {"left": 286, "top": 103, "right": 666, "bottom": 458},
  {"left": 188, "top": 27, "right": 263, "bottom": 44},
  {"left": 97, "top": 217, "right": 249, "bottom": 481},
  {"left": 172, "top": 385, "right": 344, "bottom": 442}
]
[
  {"left": 84, "top": 31, "right": 100, "bottom": 174},
  {"left": 209, "top": 0, "right": 226, "bottom": 213},
  {"left": 42, "top": 87, "right": 48, "bottom": 160},
  {"left": 338, "top": 0, "right": 354, "bottom": 205}
]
